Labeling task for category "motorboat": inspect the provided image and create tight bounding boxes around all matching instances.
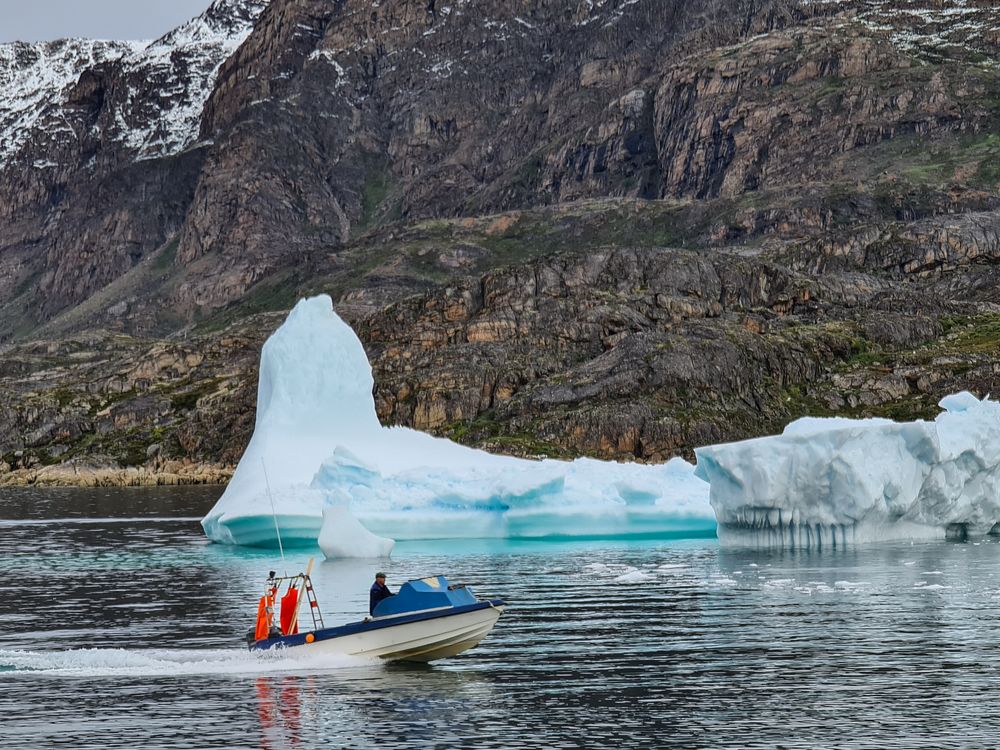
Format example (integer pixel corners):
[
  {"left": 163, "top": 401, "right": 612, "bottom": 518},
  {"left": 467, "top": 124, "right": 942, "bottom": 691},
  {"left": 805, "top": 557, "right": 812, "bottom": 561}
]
[{"left": 246, "top": 562, "right": 505, "bottom": 662}]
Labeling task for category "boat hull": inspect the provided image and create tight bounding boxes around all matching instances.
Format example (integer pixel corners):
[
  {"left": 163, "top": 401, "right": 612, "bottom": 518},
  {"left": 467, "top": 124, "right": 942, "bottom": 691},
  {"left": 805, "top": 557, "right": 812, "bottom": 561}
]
[{"left": 252, "top": 600, "right": 505, "bottom": 662}]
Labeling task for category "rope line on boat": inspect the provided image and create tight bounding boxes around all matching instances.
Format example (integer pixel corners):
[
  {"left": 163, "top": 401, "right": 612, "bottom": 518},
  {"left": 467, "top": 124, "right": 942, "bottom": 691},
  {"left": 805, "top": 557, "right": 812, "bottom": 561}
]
[{"left": 261, "top": 457, "right": 285, "bottom": 573}]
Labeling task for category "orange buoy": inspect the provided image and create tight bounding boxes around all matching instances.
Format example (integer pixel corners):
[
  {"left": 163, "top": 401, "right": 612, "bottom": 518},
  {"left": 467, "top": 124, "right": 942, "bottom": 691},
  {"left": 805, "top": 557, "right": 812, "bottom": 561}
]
[{"left": 305, "top": 633, "right": 315, "bottom": 643}]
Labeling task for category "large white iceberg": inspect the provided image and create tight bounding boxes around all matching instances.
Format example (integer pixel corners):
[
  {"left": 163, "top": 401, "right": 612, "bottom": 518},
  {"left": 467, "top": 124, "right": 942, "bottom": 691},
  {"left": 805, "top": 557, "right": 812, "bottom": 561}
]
[
  {"left": 694, "top": 391, "right": 1000, "bottom": 547},
  {"left": 200, "top": 295, "right": 715, "bottom": 550}
]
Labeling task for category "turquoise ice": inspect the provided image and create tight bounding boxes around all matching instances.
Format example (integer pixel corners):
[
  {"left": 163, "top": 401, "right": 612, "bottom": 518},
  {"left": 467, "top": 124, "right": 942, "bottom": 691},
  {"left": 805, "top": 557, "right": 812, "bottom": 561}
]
[{"left": 201, "top": 295, "right": 715, "bottom": 551}]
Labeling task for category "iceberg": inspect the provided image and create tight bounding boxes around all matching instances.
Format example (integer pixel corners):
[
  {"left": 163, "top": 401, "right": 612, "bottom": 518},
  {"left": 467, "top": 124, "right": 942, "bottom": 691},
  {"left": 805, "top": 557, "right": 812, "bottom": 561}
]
[
  {"left": 201, "top": 295, "right": 715, "bottom": 551},
  {"left": 317, "top": 504, "right": 395, "bottom": 559},
  {"left": 694, "top": 392, "right": 1000, "bottom": 548}
]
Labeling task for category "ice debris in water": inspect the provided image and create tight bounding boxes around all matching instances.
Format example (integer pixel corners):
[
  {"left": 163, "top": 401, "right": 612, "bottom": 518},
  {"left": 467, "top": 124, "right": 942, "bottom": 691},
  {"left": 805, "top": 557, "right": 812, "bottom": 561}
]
[
  {"left": 694, "top": 391, "right": 1000, "bottom": 548},
  {"left": 614, "top": 569, "right": 656, "bottom": 584},
  {"left": 201, "top": 295, "right": 715, "bottom": 553},
  {"left": 317, "top": 504, "right": 394, "bottom": 559}
]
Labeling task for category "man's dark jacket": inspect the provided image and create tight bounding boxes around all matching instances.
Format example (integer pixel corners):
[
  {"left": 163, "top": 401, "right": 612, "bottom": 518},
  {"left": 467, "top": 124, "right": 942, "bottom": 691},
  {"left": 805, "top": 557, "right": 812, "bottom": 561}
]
[{"left": 369, "top": 581, "right": 393, "bottom": 615}]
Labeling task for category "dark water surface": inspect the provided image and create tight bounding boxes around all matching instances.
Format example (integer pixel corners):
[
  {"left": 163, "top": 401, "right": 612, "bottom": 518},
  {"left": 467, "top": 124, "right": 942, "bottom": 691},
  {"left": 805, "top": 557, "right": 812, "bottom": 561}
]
[{"left": 2, "top": 486, "right": 1000, "bottom": 748}]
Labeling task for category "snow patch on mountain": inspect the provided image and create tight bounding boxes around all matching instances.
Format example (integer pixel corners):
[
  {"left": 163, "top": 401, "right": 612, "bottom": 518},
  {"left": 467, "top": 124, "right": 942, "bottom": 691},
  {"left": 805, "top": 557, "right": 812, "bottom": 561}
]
[
  {"left": 117, "top": 0, "right": 269, "bottom": 160},
  {"left": 0, "top": 39, "right": 142, "bottom": 162},
  {"left": 0, "top": 0, "right": 269, "bottom": 165},
  {"left": 812, "top": 0, "right": 1000, "bottom": 62}
]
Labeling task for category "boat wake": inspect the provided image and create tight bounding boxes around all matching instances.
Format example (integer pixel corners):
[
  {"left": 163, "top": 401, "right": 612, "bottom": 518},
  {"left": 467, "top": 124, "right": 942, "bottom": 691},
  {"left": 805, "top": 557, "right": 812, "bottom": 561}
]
[{"left": 0, "top": 646, "right": 376, "bottom": 677}]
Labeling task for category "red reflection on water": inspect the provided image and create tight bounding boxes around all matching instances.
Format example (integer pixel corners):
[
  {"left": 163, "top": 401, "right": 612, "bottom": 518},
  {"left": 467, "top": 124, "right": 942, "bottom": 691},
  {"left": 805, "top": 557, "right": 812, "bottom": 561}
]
[{"left": 255, "top": 675, "right": 313, "bottom": 749}]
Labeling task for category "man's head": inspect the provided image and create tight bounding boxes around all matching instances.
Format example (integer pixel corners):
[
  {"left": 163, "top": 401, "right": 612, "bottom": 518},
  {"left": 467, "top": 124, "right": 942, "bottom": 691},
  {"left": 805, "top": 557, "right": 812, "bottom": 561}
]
[{"left": 375, "top": 572, "right": 386, "bottom": 582}]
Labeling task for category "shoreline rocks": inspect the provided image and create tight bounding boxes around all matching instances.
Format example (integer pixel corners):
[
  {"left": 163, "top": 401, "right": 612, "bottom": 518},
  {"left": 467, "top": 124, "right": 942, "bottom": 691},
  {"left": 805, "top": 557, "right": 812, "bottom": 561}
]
[{"left": 0, "top": 461, "right": 233, "bottom": 488}]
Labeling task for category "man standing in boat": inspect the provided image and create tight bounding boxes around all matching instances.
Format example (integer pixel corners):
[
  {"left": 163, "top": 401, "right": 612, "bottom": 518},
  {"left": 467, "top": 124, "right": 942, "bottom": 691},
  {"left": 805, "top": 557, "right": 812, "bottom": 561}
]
[{"left": 369, "top": 572, "right": 394, "bottom": 615}]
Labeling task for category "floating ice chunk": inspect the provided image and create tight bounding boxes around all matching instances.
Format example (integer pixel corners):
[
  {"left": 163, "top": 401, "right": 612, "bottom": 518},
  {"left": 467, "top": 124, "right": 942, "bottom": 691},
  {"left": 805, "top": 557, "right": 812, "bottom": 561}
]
[
  {"left": 202, "top": 295, "right": 715, "bottom": 550},
  {"left": 695, "top": 390, "right": 1000, "bottom": 548},
  {"left": 614, "top": 569, "right": 656, "bottom": 584},
  {"left": 317, "top": 504, "right": 394, "bottom": 559},
  {"left": 708, "top": 576, "right": 737, "bottom": 587}
]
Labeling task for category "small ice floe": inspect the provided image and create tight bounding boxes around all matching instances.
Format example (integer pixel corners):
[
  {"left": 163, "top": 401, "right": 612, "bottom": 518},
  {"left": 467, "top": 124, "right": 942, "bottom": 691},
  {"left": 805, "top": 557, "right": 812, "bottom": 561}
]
[
  {"left": 614, "top": 569, "right": 656, "bottom": 584},
  {"left": 318, "top": 504, "right": 393, "bottom": 559},
  {"left": 834, "top": 580, "right": 870, "bottom": 589},
  {"left": 922, "top": 570, "right": 943, "bottom": 575},
  {"left": 708, "top": 577, "right": 738, "bottom": 587},
  {"left": 914, "top": 583, "right": 950, "bottom": 590},
  {"left": 812, "top": 584, "right": 835, "bottom": 593},
  {"left": 584, "top": 562, "right": 655, "bottom": 582},
  {"left": 903, "top": 561, "right": 917, "bottom": 566}
]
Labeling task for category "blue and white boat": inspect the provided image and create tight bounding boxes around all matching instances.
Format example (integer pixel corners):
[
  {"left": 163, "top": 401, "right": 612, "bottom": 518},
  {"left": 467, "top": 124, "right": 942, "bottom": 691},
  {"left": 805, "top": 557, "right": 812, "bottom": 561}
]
[{"left": 248, "top": 568, "right": 505, "bottom": 663}]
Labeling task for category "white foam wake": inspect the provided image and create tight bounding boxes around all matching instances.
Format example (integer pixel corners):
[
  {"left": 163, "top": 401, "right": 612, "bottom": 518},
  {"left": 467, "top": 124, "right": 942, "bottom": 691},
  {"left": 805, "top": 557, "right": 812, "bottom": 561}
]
[{"left": 0, "top": 647, "right": 376, "bottom": 677}]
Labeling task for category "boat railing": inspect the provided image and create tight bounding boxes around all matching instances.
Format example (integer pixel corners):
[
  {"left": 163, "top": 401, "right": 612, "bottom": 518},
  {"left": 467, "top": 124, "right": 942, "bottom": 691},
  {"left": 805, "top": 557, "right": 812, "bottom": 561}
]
[{"left": 263, "top": 559, "right": 325, "bottom": 635}]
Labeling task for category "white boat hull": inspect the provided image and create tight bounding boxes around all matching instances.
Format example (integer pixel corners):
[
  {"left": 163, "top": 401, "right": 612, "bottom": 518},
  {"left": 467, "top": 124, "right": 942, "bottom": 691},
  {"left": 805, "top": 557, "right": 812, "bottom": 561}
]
[
  {"left": 272, "top": 604, "right": 505, "bottom": 663},
  {"left": 324, "top": 605, "right": 503, "bottom": 662}
]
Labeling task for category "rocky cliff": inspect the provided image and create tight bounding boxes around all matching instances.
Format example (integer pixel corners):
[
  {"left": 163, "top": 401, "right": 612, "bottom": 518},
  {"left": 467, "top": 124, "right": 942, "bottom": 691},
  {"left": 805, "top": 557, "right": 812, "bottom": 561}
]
[{"left": 2, "top": 0, "right": 1000, "bottom": 483}]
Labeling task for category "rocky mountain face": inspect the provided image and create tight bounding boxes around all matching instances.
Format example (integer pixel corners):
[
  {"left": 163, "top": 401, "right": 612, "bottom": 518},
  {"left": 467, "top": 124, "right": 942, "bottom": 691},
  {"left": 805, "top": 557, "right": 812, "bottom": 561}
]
[
  {"left": 2, "top": 0, "right": 1000, "bottom": 482},
  {"left": 0, "top": 0, "right": 267, "bottom": 331}
]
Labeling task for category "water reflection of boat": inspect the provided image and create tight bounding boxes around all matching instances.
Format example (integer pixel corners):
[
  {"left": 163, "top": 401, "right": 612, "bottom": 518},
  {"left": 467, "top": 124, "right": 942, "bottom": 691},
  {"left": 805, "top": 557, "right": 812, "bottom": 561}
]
[
  {"left": 247, "top": 564, "right": 505, "bottom": 662},
  {"left": 256, "top": 676, "right": 307, "bottom": 749}
]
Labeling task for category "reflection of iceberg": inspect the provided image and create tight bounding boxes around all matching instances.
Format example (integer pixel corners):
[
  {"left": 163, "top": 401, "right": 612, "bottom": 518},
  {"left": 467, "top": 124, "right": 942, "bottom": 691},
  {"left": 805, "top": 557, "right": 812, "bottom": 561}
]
[
  {"left": 695, "top": 391, "right": 1000, "bottom": 548},
  {"left": 201, "top": 295, "right": 714, "bottom": 548}
]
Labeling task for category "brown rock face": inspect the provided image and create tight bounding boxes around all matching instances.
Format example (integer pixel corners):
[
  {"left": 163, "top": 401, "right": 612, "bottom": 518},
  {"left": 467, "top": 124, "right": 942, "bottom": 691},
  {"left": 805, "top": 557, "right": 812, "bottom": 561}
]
[
  {"left": 3, "top": 0, "right": 1000, "bottom": 480},
  {"left": 5, "top": 0, "right": 999, "bottom": 324},
  {"left": 356, "top": 248, "right": 881, "bottom": 459},
  {"left": 649, "top": 28, "right": 989, "bottom": 199},
  {"left": 141, "top": 0, "right": 822, "bottom": 313}
]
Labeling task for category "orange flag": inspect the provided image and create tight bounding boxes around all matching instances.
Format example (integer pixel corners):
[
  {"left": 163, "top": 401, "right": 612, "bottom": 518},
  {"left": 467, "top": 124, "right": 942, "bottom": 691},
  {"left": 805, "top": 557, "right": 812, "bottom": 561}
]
[
  {"left": 254, "top": 595, "right": 271, "bottom": 641},
  {"left": 280, "top": 588, "right": 299, "bottom": 635}
]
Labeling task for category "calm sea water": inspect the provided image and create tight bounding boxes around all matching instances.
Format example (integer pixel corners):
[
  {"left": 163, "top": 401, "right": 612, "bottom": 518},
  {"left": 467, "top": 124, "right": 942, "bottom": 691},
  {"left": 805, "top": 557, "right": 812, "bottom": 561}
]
[{"left": 3, "top": 486, "right": 1000, "bottom": 748}]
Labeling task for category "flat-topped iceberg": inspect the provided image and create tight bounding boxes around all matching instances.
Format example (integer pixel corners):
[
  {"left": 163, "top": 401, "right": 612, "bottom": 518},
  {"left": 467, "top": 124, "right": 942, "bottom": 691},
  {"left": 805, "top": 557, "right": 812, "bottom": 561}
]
[
  {"left": 314, "top": 445, "right": 712, "bottom": 542},
  {"left": 695, "top": 392, "right": 1000, "bottom": 548},
  {"left": 201, "top": 295, "right": 715, "bottom": 551}
]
